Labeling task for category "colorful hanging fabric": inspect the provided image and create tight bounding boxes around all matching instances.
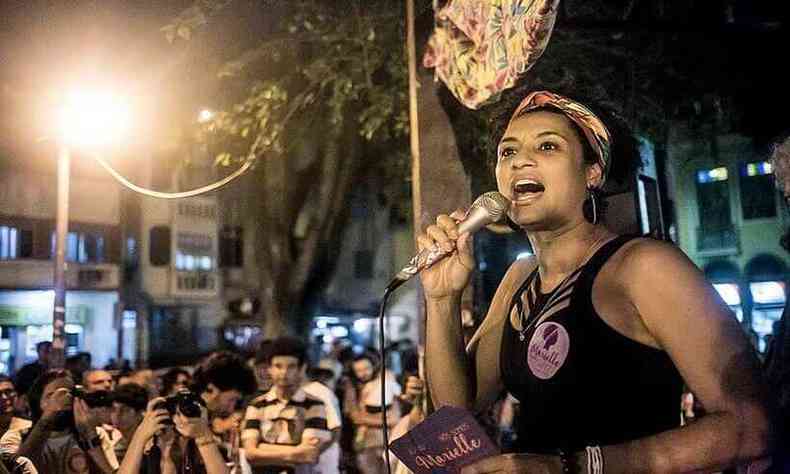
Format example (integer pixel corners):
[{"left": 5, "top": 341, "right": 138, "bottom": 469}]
[{"left": 423, "top": 0, "right": 560, "bottom": 110}]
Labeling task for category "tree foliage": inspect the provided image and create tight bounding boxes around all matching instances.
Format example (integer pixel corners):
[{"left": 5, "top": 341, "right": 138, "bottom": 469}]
[{"left": 164, "top": 0, "right": 414, "bottom": 335}]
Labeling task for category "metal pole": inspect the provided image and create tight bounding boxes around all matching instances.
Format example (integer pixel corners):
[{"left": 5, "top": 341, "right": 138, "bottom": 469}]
[{"left": 51, "top": 143, "right": 70, "bottom": 369}]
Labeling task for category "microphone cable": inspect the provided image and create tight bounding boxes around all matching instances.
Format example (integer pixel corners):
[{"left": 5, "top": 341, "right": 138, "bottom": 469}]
[{"left": 377, "top": 285, "right": 395, "bottom": 474}]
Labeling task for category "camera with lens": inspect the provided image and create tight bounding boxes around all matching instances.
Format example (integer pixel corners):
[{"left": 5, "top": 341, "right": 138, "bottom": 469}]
[
  {"left": 71, "top": 385, "right": 114, "bottom": 408},
  {"left": 154, "top": 389, "right": 203, "bottom": 419}
]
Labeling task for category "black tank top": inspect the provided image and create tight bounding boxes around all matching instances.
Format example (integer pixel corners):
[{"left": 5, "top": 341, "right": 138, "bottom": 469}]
[{"left": 500, "top": 235, "right": 683, "bottom": 454}]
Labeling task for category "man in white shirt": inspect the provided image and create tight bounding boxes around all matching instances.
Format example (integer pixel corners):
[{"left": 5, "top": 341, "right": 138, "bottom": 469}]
[{"left": 303, "top": 368, "right": 342, "bottom": 474}]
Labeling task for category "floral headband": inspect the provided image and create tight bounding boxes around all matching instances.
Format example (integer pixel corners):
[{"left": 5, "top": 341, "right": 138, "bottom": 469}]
[{"left": 508, "top": 91, "right": 612, "bottom": 186}]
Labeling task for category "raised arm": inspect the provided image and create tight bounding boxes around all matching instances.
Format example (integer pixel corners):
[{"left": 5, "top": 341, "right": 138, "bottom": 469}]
[
  {"left": 419, "top": 213, "right": 478, "bottom": 409},
  {"left": 117, "top": 398, "right": 169, "bottom": 474},
  {"left": 601, "top": 240, "right": 774, "bottom": 473}
]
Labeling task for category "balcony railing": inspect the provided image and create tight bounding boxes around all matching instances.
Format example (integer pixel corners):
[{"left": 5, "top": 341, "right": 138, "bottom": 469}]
[{"left": 696, "top": 225, "right": 740, "bottom": 255}]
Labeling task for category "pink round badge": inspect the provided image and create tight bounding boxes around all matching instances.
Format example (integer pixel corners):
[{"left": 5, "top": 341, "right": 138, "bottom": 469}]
[{"left": 527, "top": 322, "right": 570, "bottom": 380}]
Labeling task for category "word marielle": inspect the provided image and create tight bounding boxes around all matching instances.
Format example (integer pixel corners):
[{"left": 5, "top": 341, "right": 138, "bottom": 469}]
[{"left": 414, "top": 433, "right": 483, "bottom": 469}]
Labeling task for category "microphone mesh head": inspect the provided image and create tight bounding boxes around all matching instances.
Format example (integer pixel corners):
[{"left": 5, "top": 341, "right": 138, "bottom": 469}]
[{"left": 474, "top": 191, "right": 510, "bottom": 222}]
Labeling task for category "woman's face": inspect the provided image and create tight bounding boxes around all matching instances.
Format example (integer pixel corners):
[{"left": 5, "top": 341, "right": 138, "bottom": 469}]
[{"left": 495, "top": 111, "right": 600, "bottom": 230}]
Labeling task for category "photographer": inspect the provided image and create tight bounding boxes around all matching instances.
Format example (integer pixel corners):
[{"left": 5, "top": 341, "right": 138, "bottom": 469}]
[
  {"left": 110, "top": 383, "right": 149, "bottom": 463},
  {"left": 117, "top": 395, "right": 229, "bottom": 474},
  {"left": 0, "top": 369, "right": 115, "bottom": 473},
  {"left": 161, "top": 352, "right": 256, "bottom": 473}
]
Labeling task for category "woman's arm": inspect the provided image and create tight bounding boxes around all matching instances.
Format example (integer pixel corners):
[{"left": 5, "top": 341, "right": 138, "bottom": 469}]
[{"left": 601, "top": 240, "right": 774, "bottom": 473}]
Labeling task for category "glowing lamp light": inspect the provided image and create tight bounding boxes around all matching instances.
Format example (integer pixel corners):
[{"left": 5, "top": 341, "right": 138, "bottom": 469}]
[
  {"left": 57, "top": 90, "right": 131, "bottom": 147},
  {"left": 197, "top": 108, "right": 215, "bottom": 123}
]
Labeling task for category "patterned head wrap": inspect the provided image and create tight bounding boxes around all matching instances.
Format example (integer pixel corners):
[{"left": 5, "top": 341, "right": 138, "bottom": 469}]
[{"left": 508, "top": 91, "right": 612, "bottom": 186}]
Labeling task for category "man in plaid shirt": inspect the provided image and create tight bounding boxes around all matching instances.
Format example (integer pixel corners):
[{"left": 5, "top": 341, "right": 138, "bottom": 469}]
[{"left": 242, "top": 337, "right": 331, "bottom": 474}]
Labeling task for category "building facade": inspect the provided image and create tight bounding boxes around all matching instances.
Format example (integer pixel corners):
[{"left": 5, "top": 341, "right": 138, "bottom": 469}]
[
  {"left": 668, "top": 128, "right": 788, "bottom": 351},
  {"left": 0, "top": 158, "right": 123, "bottom": 374}
]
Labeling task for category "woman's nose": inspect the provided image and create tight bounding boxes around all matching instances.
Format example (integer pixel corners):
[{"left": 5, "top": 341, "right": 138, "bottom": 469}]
[{"left": 510, "top": 150, "right": 535, "bottom": 169}]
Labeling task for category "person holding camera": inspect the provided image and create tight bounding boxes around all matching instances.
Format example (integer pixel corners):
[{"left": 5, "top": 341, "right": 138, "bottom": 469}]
[
  {"left": 116, "top": 392, "right": 230, "bottom": 474},
  {"left": 154, "top": 352, "right": 256, "bottom": 474},
  {"left": 0, "top": 369, "right": 116, "bottom": 473},
  {"left": 242, "top": 337, "right": 332, "bottom": 474},
  {"left": 109, "top": 383, "right": 149, "bottom": 465}
]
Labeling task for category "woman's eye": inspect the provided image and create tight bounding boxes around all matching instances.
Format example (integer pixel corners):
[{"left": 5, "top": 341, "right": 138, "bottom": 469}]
[
  {"left": 538, "top": 142, "right": 558, "bottom": 152},
  {"left": 499, "top": 147, "right": 517, "bottom": 160}
]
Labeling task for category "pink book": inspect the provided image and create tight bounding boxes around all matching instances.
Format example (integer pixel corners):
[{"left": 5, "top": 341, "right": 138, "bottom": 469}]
[{"left": 388, "top": 406, "right": 500, "bottom": 474}]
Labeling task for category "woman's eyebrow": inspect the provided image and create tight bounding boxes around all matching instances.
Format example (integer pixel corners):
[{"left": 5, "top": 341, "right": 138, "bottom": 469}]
[{"left": 535, "top": 131, "right": 569, "bottom": 141}]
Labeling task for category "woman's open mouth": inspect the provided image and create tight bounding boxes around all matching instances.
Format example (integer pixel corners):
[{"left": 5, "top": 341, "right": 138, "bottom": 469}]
[{"left": 513, "top": 179, "right": 545, "bottom": 202}]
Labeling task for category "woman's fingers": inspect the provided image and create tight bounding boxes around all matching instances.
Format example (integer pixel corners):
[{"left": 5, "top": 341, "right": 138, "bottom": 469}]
[
  {"left": 436, "top": 214, "right": 460, "bottom": 239},
  {"left": 426, "top": 224, "right": 454, "bottom": 253},
  {"left": 449, "top": 208, "right": 466, "bottom": 222}
]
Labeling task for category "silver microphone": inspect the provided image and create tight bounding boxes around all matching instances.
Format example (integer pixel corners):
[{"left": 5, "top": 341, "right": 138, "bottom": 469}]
[{"left": 386, "top": 191, "right": 510, "bottom": 292}]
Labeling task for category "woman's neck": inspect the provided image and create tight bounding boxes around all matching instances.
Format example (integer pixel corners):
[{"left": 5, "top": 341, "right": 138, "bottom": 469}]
[{"left": 528, "top": 221, "right": 612, "bottom": 287}]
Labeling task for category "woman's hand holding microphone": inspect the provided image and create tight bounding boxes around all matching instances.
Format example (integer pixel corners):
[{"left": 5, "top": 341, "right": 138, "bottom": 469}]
[{"left": 416, "top": 210, "right": 476, "bottom": 300}]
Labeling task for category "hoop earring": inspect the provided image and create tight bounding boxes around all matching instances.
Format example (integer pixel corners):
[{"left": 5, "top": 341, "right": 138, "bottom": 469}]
[{"left": 583, "top": 188, "right": 599, "bottom": 225}]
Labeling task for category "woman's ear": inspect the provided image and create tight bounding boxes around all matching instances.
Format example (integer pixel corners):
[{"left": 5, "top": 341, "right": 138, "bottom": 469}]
[{"left": 586, "top": 162, "right": 604, "bottom": 189}]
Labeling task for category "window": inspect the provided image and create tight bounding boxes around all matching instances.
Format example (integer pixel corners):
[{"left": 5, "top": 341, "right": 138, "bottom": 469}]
[
  {"left": 175, "top": 232, "right": 213, "bottom": 271},
  {"left": 149, "top": 226, "right": 171, "bottom": 266},
  {"left": 696, "top": 166, "right": 732, "bottom": 230},
  {"left": 219, "top": 226, "right": 243, "bottom": 268},
  {"left": 740, "top": 161, "right": 776, "bottom": 219},
  {"left": 50, "top": 231, "right": 105, "bottom": 263},
  {"left": 0, "top": 226, "right": 18, "bottom": 260}
]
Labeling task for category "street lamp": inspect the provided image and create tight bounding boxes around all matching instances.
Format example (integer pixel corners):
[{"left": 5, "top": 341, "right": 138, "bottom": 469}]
[{"left": 50, "top": 90, "right": 130, "bottom": 368}]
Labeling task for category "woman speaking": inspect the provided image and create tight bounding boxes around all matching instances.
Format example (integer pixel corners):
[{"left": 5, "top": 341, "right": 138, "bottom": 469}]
[{"left": 418, "top": 90, "right": 773, "bottom": 473}]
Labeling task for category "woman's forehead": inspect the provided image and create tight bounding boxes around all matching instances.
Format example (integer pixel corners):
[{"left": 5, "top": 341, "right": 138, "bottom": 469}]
[{"left": 502, "top": 110, "right": 577, "bottom": 142}]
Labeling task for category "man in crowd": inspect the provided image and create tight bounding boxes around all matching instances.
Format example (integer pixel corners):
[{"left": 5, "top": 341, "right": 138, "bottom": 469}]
[
  {"left": 345, "top": 351, "right": 401, "bottom": 474},
  {"left": 82, "top": 369, "right": 122, "bottom": 470},
  {"left": 243, "top": 337, "right": 332, "bottom": 473},
  {"left": 303, "top": 367, "right": 342, "bottom": 474},
  {"left": 0, "top": 377, "right": 30, "bottom": 444},
  {"left": 13, "top": 342, "right": 50, "bottom": 405},
  {"left": 160, "top": 368, "right": 192, "bottom": 397},
  {"left": 252, "top": 340, "right": 274, "bottom": 395},
  {"left": 0, "top": 369, "right": 116, "bottom": 473},
  {"left": 83, "top": 370, "right": 114, "bottom": 394},
  {"left": 109, "top": 383, "right": 148, "bottom": 464}
]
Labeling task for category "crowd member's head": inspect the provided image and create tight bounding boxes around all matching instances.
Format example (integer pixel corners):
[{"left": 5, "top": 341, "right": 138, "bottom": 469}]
[
  {"left": 192, "top": 351, "right": 256, "bottom": 417},
  {"left": 261, "top": 337, "right": 308, "bottom": 394},
  {"left": 160, "top": 368, "right": 192, "bottom": 397},
  {"left": 352, "top": 351, "right": 380, "bottom": 384},
  {"left": 0, "top": 376, "right": 17, "bottom": 418},
  {"left": 111, "top": 383, "right": 149, "bottom": 438},
  {"left": 83, "top": 369, "right": 114, "bottom": 393},
  {"left": 35, "top": 341, "right": 52, "bottom": 365},
  {"left": 28, "top": 369, "right": 74, "bottom": 424},
  {"left": 253, "top": 339, "right": 274, "bottom": 390}
]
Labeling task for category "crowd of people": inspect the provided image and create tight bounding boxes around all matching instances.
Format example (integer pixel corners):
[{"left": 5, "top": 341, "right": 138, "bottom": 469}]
[{"left": 0, "top": 337, "right": 430, "bottom": 474}]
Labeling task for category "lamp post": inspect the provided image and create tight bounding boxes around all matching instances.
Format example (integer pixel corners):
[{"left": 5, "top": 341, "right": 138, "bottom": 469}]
[
  {"left": 50, "top": 90, "right": 130, "bottom": 368},
  {"left": 50, "top": 143, "right": 71, "bottom": 369}
]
